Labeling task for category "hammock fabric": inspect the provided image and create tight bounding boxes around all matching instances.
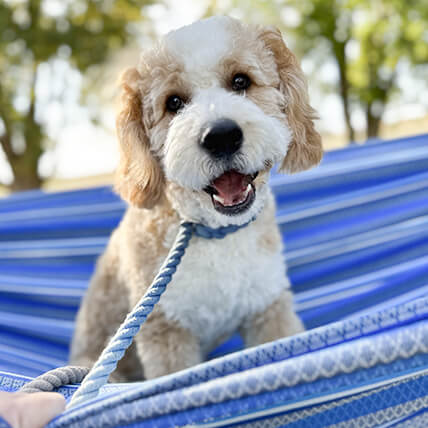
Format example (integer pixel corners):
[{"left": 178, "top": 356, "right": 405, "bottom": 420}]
[{"left": 0, "top": 133, "right": 427, "bottom": 427}]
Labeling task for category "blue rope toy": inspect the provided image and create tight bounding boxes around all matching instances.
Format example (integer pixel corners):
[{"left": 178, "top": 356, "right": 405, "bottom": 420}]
[{"left": 67, "top": 220, "right": 252, "bottom": 408}]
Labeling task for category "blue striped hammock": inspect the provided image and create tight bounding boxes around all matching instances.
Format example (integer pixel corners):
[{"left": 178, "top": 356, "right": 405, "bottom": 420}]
[{"left": 0, "top": 134, "right": 427, "bottom": 427}]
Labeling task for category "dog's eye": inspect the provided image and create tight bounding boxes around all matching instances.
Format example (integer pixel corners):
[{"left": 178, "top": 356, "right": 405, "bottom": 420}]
[
  {"left": 231, "top": 74, "right": 251, "bottom": 91},
  {"left": 166, "top": 95, "right": 184, "bottom": 113}
]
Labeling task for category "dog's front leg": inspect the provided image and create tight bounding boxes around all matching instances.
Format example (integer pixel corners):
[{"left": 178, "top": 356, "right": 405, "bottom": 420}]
[
  {"left": 134, "top": 307, "right": 203, "bottom": 379},
  {"left": 240, "top": 289, "right": 304, "bottom": 348}
]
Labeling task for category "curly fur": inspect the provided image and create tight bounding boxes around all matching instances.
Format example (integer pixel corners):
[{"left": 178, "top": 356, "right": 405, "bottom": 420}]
[{"left": 70, "top": 16, "right": 322, "bottom": 381}]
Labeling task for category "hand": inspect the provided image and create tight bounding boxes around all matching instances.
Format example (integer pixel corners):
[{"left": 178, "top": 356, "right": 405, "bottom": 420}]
[{"left": 0, "top": 391, "right": 65, "bottom": 428}]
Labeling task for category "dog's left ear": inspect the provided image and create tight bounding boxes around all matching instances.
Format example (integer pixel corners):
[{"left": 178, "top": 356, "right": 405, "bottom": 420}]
[{"left": 259, "top": 27, "right": 323, "bottom": 173}]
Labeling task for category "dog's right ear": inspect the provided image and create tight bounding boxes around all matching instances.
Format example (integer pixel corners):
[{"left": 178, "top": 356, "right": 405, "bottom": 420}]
[
  {"left": 258, "top": 27, "right": 322, "bottom": 174},
  {"left": 115, "top": 68, "right": 165, "bottom": 208}
]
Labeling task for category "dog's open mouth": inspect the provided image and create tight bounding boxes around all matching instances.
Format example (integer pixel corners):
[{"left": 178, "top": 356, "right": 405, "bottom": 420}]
[{"left": 204, "top": 170, "right": 258, "bottom": 215}]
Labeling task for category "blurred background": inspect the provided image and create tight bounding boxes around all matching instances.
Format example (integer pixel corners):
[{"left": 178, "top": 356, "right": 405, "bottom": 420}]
[{"left": 0, "top": 0, "right": 427, "bottom": 195}]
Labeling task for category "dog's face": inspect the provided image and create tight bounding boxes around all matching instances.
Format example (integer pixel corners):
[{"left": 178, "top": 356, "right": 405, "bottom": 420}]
[{"left": 115, "top": 17, "right": 322, "bottom": 226}]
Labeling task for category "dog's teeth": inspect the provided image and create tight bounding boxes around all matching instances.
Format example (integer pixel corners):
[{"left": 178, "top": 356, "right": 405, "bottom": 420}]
[
  {"left": 212, "top": 185, "right": 252, "bottom": 207},
  {"left": 213, "top": 194, "right": 225, "bottom": 204}
]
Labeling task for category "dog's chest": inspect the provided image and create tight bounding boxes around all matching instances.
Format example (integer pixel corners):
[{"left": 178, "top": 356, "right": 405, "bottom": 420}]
[{"left": 157, "top": 225, "right": 287, "bottom": 353}]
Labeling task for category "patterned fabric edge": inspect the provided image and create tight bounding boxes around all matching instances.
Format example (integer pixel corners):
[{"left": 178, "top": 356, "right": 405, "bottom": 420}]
[{"left": 47, "top": 319, "right": 428, "bottom": 427}]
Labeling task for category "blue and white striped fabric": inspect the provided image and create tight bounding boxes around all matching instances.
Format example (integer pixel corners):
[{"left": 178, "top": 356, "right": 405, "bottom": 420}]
[{"left": 0, "top": 133, "right": 427, "bottom": 427}]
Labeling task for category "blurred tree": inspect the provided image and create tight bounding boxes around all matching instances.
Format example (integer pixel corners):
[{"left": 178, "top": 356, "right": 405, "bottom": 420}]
[
  {"left": 281, "top": 0, "right": 428, "bottom": 140},
  {"left": 0, "top": 0, "right": 147, "bottom": 190},
  {"left": 350, "top": 0, "right": 428, "bottom": 138}
]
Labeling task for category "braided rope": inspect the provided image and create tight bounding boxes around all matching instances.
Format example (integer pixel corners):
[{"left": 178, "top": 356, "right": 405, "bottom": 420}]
[
  {"left": 20, "top": 366, "right": 89, "bottom": 394},
  {"left": 14, "top": 219, "right": 252, "bottom": 408},
  {"left": 16, "top": 221, "right": 252, "bottom": 402},
  {"left": 67, "top": 222, "right": 193, "bottom": 408}
]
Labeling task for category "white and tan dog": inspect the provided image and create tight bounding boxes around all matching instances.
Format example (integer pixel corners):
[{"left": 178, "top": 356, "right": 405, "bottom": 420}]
[{"left": 70, "top": 16, "right": 322, "bottom": 381}]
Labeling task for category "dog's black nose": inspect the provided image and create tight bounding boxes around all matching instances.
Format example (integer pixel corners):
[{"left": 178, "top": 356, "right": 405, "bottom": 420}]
[{"left": 200, "top": 119, "right": 243, "bottom": 158}]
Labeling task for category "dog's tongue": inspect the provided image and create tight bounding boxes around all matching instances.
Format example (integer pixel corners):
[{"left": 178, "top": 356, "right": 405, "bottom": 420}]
[{"left": 212, "top": 171, "right": 249, "bottom": 205}]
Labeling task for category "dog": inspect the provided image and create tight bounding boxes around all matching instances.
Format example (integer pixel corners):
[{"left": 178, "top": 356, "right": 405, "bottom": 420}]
[{"left": 70, "top": 16, "right": 322, "bottom": 381}]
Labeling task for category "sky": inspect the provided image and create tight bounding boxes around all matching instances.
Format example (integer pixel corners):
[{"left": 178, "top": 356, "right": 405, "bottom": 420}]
[{"left": 0, "top": 0, "right": 427, "bottom": 185}]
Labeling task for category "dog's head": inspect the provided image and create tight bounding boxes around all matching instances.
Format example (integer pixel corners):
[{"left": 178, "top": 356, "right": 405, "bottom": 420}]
[{"left": 115, "top": 17, "right": 322, "bottom": 226}]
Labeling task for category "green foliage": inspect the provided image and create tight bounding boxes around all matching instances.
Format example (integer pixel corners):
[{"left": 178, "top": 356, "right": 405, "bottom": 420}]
[
  {"left": 0, "top": 0, "right": 148, "bottom": 190},
  {"left": 281, "top": 0, "right": 428, "bottom": 139}
]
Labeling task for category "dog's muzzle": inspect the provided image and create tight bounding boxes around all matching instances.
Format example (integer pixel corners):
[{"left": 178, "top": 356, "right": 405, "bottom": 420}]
[
  {"left": 200, "top": 118, "right": 258, "bottom": 216},
  {"left": 200, "top": 118, "right": 243, "bottom": 160}
]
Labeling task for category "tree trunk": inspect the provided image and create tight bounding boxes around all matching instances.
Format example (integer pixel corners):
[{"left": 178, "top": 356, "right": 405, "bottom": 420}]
[
  {"left": 366, "top": 103, "right": 382, "bottom": 138},
  {"left": 0, "top": 133, "right": 43, "bottom": 191},
  {"left": 8, "top": 57, "right": 44, "bottom": 191},
  {"left": 10, "top": 166, "right": 42, "bottom": 191},
  {"left": 339, "top": 71, "right": 355, "bottom": 143},
  {"left": 0, "top": 113, "right": 44, "bottom": 191},
  {"left": 334, "top": 42, "right": 356, "bottom": 143}
]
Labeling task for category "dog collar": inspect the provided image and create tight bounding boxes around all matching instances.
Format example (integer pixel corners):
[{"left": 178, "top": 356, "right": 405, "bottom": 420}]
[{"left": 185, "top": 218, "right": 255, "bottom": 240}]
